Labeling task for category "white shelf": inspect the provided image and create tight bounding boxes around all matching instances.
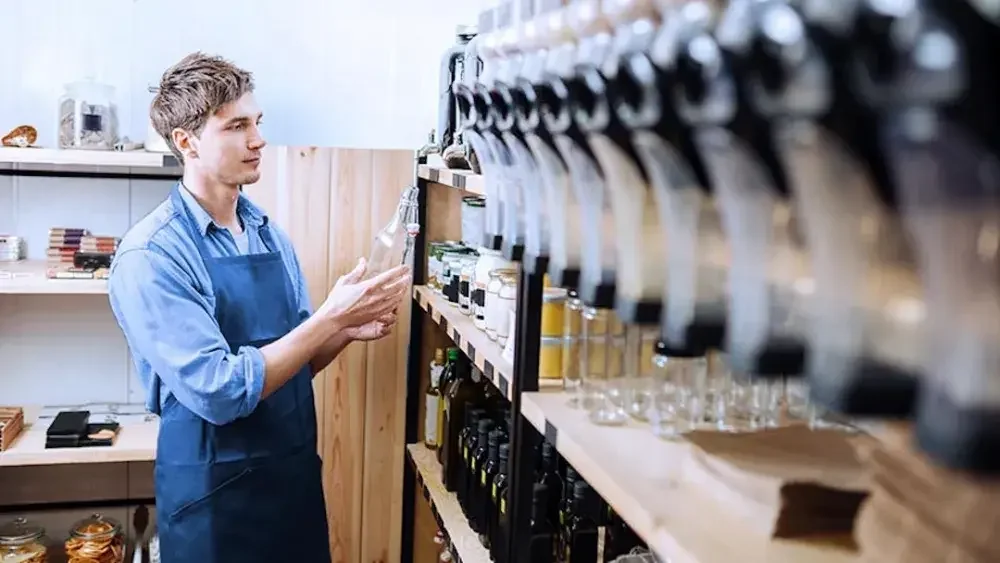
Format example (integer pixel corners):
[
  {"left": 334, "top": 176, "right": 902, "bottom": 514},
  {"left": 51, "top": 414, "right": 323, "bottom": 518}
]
[
  {"left": 417, "top": 164, "right": 484, "bottom": 195},
  {"left": 0, "top": 147, "right": 181, "bottom": 176},
  {"left": 413, "top": 285, "right": 562, "bottom": 399},
  {"left": 520, "top": 392, "right": 859, "bottom": 563},
  {"left": 407, "top": 443, "right": 492, "bottom": 563},
  {"left": 0, "top": 418, "right": 157, "bottom": 467},
  {"left": 0, "top": 261, "right": 108, "bottom": 295}
]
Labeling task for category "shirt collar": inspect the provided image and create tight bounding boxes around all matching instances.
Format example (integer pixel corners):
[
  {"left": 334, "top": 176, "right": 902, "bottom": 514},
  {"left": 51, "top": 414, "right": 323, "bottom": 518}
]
[{"left": 177, "top": 183, "right": 268, "bottom": 235}]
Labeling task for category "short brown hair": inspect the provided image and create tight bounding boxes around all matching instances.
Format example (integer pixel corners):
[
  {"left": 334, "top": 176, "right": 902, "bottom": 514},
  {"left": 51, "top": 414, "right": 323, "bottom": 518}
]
[{"left": 150, "top": 52, "right": 255, "bottom": 162}]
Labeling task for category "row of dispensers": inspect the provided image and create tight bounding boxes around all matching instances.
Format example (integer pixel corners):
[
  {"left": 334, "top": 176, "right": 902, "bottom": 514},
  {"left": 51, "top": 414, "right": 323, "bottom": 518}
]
[{"left": 443, "top": 0, "right": 1000, "bottom": 475}]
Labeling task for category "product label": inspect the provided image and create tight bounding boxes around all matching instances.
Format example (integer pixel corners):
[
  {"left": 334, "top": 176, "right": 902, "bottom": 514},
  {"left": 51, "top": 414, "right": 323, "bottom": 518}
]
[
  {"left": 480, "top": 470, "right": 487, "bottom": 486},
  {"left": 492, "top": 483, "right": 497, "bottom": 501},
  {"left": 500, "top": 498, "right": 506, "bottom": 514},
  {"left": 424, "top": 395, "right": 439, "bottom": 445},
  {"left": 463, "top": 445, "right": 469, "bottom": 463}
]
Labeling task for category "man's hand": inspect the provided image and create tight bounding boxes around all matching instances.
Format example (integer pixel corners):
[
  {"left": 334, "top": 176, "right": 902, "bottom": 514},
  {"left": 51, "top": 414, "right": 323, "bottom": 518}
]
[
  {"left": 317, "top": 258, "right": 410, "bottom": 333},
  {"left": 344, "top": 311, "right": 398, "bottom": 342}
]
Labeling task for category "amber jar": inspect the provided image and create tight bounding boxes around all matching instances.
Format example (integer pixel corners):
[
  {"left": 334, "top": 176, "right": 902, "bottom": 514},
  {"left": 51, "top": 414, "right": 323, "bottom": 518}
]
[{"left": 65, "top": 514, "right": 124, "bottom": 563}]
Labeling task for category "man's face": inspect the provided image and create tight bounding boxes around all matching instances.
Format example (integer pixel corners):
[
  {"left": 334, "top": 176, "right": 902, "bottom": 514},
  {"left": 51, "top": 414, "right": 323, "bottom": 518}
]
[{"left": 177, "top": 93, "right": 267, "bottom": 186}]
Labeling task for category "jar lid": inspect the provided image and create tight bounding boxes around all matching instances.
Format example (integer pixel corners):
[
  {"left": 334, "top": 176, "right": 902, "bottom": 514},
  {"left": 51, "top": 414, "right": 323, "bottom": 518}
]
[
  {"left": 0, "top": 517, "right": 44, "bottom": 545},
  {"left": 489, "top": 267, "right": 518, "bottom": 278},
  {"left": 543, "top": 287, "right": 568, "bottom": 302},
  {"left": 69, "top": 513, "right": 121, "bottom": 540}
]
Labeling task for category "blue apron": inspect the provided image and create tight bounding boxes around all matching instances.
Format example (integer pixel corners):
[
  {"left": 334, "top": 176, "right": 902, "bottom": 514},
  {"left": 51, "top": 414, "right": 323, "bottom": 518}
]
[{"left": 154, "top": 186, "right": 330, "bottom": 563}]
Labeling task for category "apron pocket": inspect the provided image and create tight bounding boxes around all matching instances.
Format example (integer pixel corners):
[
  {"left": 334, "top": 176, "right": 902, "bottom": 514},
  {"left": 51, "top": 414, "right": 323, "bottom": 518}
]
[{"left": 159, "top": 464, "right": 257, "bottom": 521}]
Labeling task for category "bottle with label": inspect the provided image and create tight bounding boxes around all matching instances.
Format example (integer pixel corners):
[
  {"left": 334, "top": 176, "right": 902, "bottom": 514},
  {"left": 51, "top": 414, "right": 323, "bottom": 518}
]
[
  {"left": 479, "top": 429, "right": 504, "bottom": 548},
  {"left": 467, "top": 419, "right": 495, "bottom": 532},
  {"left": 456, "top": 409, "right": 485, "bottom": 505},
  {"left": 563, "top": 481, "right": 601, "bottom": 563},
  {"left": 529, "top": 483, "right": 557, "bottom": 563},
  {"left": 437, "top": 348, "right": 461, "bottom": 465},
  {"left": 425, "top": 348, "right": 446, "bottom": 450},
  {"left": 442, "top": 351, "right": 480, "bottom": 491},
  {"left": 491, "top": 443, "right": 511, "bottom": 563}
]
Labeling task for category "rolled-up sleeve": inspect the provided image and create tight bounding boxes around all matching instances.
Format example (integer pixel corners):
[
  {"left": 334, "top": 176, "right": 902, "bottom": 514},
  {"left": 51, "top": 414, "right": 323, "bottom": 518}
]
[{"left": 108, "top": 247, "right": 265, "bottom": 425}]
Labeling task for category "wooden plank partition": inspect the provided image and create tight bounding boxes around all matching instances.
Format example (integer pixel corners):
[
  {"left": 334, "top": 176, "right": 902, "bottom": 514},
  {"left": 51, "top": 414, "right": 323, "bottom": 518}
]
[{"left": 245, "top": 146, "right": 414, "bottom": 563}]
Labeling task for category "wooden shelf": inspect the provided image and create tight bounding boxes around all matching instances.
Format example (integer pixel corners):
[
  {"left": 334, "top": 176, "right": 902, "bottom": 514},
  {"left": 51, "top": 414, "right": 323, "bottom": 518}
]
[
  {"left": 417, "top": 164, "right": 484, "bottom": 195},
  {"left": 407, "top": 443, "right": 492, "bottom": 563},
  {"left": 520, "top": 392, "right": 858, "bottom": 563},
  {"left": 413, "top": 285, "right": 562, "bottom": 400},
  {"left": 0, "top": 261, "right": 108, "bottom": 294},
  {"left": 0, "top": 147, "right": 181, "bottom": 176},
  {"left": 0, "top": 418, "right": 158, "bottom": 467}
]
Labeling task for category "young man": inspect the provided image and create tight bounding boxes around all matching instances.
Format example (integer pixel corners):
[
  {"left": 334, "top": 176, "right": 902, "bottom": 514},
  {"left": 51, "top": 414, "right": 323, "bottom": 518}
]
[{"left": 108, "top": 52, "right": 410, "bottom": 563}]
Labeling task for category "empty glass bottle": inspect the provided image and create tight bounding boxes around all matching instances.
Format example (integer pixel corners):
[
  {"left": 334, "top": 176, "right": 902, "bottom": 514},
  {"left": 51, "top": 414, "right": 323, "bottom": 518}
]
[{"left": 366, "top": 184, "right": 421, "bottom": 279}]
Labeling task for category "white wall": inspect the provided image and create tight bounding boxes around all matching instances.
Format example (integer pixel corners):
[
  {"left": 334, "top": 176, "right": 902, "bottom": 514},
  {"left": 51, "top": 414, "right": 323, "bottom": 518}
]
[
  {"left": 0, "top": 0, "right": 487, "bottom": 408},
  {"left": 0, "top": 0, "right": 489, "bottom": 151}
]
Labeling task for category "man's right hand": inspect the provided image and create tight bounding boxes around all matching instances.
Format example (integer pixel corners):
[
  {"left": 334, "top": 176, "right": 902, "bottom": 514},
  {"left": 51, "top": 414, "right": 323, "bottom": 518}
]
[{"left": 318, "top": 258, "right": 411, "bottom": 333}]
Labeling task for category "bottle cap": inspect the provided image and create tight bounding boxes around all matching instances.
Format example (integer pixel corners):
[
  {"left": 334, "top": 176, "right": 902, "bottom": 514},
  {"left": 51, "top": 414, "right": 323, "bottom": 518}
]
[
  {"left": 499, "top": 443, "right": 510, "bottom": 461},
  {"left": 447, "top": 348, "right": 460, "bottom": 361}
]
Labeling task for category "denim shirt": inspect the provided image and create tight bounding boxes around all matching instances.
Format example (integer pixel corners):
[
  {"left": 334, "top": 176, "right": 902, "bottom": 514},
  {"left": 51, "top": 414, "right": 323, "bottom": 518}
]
[{"left": 108, "top": 185, "right": 312, "bottom": 425}]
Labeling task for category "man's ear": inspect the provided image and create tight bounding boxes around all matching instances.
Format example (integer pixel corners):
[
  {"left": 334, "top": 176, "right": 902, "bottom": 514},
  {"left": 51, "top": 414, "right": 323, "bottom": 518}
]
[{"left": 171, "top": 128, "right": 198, "bottom": 161}]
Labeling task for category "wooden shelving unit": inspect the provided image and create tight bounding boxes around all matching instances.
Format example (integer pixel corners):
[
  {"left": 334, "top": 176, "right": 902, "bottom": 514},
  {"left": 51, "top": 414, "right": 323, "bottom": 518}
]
[
  {"left": 407, "top": 443, "right": 492, "bottom": 563},
  {"left": 413, "top": 285, "right": 561, "bottom": 400},
  {"left": 520, "top": 392, "right": 859, "bottom": 563},
  {"left": 0, "top": 260, "right": 108, "bottom": 294},
  {"left": 416, "top": 164, "right": 484, "bottom": 195},
  {"left": 0, "top": 146, "right": 181, "bottom": 176},
  {"left": 0, "top": 419, "right": 157, "bottom": 467}
]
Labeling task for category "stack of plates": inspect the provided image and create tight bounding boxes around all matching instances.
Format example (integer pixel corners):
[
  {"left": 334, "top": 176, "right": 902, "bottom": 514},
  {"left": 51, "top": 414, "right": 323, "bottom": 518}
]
[{"left": 0, "top": 235, "right": 24, "bottom": 262}]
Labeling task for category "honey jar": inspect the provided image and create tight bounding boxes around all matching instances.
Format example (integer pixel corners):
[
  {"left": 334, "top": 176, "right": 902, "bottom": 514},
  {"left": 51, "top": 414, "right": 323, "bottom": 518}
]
[
  {"left": 539, "top": 336, "right": 564, "bottom": 381},
  {"left": 540, "top": 288, "right": 568, "bottom": 337}
]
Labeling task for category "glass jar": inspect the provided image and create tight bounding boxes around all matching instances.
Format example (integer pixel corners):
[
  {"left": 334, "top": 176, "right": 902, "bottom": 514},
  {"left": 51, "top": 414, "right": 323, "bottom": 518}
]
[
  {"left": 541, "top": 288, "right": 568, "bottom": 337},
  {"left": 562, "top": 292, "right": 584, "bottom": 406},
  {"left": 474, "top": 248, "right": 513, "bottom": 331},
  {"left": 459, "top": 257, "right": 477, "bottom": 315},
  {"left": 0, "top": 517, "right": 48, "bottom": 563},
  {"left": 485, "top": 268, "right": 517, "bottom": 340},
  {"left": 65, "top": 514, "right": 124, "bottom": 563},
  {"left": 539, "top": 336, "right": 564, "bottom": 381},
  {"left": 57, "top": 78, "right": 120, "bottom": 150},
  {"left": 497, "top": 274, "right": 519, "bottom": 346},
  {"left": 442, "top": 253, "right": 465, "bottom": 304}
]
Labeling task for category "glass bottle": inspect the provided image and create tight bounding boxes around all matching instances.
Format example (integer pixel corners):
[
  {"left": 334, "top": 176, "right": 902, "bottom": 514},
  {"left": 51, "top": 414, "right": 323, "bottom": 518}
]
[
  {"left": 365, "top": 184, "right": 420, "bottom": 279},
  {"left": 436, "top": 348, "right": 460, "bottom": 465},
  {"left": 0, "top": 516, "right": 49, "bottom": 563},
  {"left": 467, "top": 418, "right": 495, "bottom": 532},
  {"left": 491, "top": 443, "right": 511, "bottom": 563},
  {"left": 536, "top": 441, "right": 563, "bottom": 530},
  {"left": 479, "top": 429, "right": 502, "bottom": 548},
  {"left": 563, "top": 291, "right": 584, "bottom": 407},
  {"left": 456, "top": 408, "right": 485, "bottom": 503},
  {"left": 563, "top": 481, "right": 601, "bottom": 563},
  {"left": 442, "top": 352, "right": 479, "bottom": 490},
  {"left": 529, "top": 484, "right": 557, "bottom": 563},
  {"left": 424, "top": 348, "right": 446, "bottom": 450}
]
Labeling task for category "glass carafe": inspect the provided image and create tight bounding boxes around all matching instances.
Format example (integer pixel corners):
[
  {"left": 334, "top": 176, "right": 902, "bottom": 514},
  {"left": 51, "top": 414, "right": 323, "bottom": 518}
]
[{"left": 365, "top": 185, "right": 420, "bottom": 279}]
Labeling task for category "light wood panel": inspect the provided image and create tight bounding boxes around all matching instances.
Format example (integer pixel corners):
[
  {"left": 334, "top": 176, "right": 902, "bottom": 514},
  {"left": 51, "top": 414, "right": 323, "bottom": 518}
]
[{"left": 245, "top": 145, "right": 414, "bottom": 563}]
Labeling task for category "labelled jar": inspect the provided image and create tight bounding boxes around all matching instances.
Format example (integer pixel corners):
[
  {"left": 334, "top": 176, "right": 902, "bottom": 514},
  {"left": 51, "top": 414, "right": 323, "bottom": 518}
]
[
  {"left": 541, "top": 288, "right": 568, "bottom": 337},
  {"left": 486, "top": 268, "right": 517, "bottom": 341},
  {"left": 474, "top": 248, "right": 512, "bottom": 331},
  {"left": 65, "top": 513, "right": 124, "bottom": 563},
  {"left": 0, "top": 516, "right": 48, "bottom": 563},
  {"left": 459, "top": 257, "right": 477, "bottom": 315},
  {"left": 539, "top": 336, "right": 564, "bottom": 381},
  {"left": 497, "top": 274, "right": 519, "bottom": 347}
]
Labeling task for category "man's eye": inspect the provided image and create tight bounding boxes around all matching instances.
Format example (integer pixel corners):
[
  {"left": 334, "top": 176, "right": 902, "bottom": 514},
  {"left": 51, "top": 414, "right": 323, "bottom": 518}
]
[{"left": 231, "top": 123, "right": 244, "bottom": 131}]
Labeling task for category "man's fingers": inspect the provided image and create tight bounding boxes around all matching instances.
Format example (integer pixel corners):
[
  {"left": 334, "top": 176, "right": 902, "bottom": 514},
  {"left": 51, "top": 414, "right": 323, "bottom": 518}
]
[
  {"left": 367, "top": 264, "right": 411, "bottom": 288},
  {"left": 345, "top": 258, "right": 367, "bottom": 282}
]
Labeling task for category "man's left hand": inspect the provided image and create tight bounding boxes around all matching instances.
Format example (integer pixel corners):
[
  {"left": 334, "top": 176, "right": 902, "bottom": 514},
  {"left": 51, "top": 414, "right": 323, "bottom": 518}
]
[{"left": 344, "top": 311, "right": 398, "bottom": 342}]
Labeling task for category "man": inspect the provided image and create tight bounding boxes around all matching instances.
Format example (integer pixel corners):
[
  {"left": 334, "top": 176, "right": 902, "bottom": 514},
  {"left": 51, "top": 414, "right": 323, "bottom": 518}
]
[{"left": 108, "top": 52, "right": 410, "bottom": 563}]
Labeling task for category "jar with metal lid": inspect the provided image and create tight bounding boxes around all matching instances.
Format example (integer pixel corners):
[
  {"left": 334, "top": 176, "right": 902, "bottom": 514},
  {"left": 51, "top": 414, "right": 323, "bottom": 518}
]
[
  {"left": 485, "top": 268, "right": 517, "bottom": 340},
  {"left": 458, "top": 257, "right": 477, "bottom": 315},
  {"left": 541, "top": 288, "right": 568, "bottom": 337},
  {"left": 64, "top": 514, "right": 124, "bottom": 563},
  {"left": 497, "top": 274, "right": 519, "bottom": 346},
  {"left": 0, "top": 516, "right": 48, "bottom": 563}
]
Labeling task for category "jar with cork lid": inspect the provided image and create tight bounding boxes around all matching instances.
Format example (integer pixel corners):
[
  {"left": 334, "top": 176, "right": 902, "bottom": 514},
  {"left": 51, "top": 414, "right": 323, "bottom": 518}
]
[{"left": 0, "top": 516, "right": 49, "bottom": 563}]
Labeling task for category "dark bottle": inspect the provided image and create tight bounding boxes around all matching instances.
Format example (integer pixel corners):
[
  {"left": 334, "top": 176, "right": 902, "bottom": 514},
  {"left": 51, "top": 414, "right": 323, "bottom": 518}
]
[
  {"left": 563, "top": 481, "right": 601, "bottom": 563},
  {"left": 536, "top": 442, "right": 563, "bottom": 531},
  {"left": 455, "top": 408, "right": 484, "bottom": 503},
  {"left": 529, "top": 483, "right": 557, "bottom": 563},
  {"left": 491, "top": 443, "right": 511, "bottom": 563},
  {"left": 437, "top": 348, "right": 465, "bottom": 465},
  {"left": 474, "top": 365, "right": 506, "bottom": 410},
  {"left": 441, "top": 353, "right": 484, "bottom": 493},
  {"left": 602, "top": 506, "right": 643, "bottom": 562},
  {"left": 479, "top": 429, "right": 503, "bottom": 548},
  {"left": 467, "top": 418, "right": 495, "bottom": 532},
  {"left": 558, "top": 466, "right": 579, "bottom": 556}
]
